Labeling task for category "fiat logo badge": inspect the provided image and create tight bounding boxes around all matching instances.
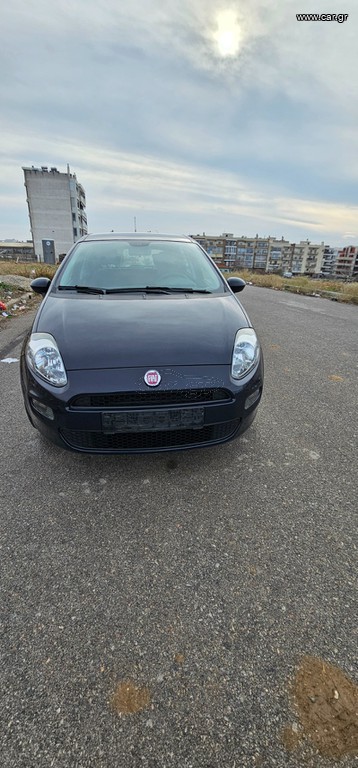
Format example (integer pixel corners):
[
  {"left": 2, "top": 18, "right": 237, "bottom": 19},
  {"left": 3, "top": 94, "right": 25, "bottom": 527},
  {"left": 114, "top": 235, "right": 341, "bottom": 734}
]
[{"left": 144, "top": 369, "right": 161, "bottom": 387}]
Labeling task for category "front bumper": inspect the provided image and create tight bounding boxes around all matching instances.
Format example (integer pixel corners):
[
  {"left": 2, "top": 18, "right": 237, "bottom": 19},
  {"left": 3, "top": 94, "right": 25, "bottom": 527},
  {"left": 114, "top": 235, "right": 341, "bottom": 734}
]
[{"left": 20, "top": 359, "right": 263, "bottom": 454}]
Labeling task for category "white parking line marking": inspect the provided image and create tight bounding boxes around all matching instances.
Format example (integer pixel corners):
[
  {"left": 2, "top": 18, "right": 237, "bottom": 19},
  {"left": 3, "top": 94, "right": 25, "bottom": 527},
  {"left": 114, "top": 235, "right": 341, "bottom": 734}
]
[{"left": 1, "top": 357, "right": 19, "bottom": 363}]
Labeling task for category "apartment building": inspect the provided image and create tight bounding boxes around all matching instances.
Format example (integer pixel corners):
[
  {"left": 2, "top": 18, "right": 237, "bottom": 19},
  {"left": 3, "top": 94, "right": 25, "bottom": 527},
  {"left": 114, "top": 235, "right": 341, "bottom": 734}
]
[
  {"left": 191, "top": 233, "right": 324, "bottom": 274},
  {"left": 23, "top": 165, "right": 87, "bottom": 262},
  {"left": 192, "top": 233, "right": 281, "bottom": 271},
  {"left": 266, "top": 239, "right": 291, "bottom": 272},
  {"left": 321, "top": 246, "right": 338, "bottom": 277},
  {"left": 286, "top": 240, "right": 325, "bottom": 275},
  {"left": 335, "top": 246, "right": 358, "bottom": 279},
  {"left": 235, "top": 236, "right": 270, "bottom": 271}
]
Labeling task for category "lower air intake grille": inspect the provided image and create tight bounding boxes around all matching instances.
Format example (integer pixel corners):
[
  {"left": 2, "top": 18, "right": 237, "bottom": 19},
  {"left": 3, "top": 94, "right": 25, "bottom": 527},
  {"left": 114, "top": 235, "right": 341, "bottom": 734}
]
[
  {"left": 70, "top": 389, "right": 232, "bottom": 408},
  {"left": 60, "top": 421, "right": 240, "bottom": 452}
]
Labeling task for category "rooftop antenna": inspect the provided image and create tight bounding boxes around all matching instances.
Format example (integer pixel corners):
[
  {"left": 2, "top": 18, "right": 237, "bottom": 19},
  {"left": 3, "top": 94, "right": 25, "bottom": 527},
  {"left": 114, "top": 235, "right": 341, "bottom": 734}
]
[{"left": 134, "top": 216, "right": 137, "bottom": 233}]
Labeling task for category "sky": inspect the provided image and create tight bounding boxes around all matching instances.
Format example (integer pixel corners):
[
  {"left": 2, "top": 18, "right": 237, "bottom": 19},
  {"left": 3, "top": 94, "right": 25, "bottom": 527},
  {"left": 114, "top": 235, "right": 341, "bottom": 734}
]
[{"left": 1, "top": 0, "right": 357, "bottom": 246}]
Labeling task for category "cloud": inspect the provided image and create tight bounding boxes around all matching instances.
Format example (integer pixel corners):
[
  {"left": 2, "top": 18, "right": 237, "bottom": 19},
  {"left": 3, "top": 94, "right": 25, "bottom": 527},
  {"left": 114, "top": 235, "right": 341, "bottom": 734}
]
[
  {"left": 0, "top": 1, "right": 357, "bottom": 247},
  {"left": 2, "top": 126, "right": 357, "bottom": 245}
]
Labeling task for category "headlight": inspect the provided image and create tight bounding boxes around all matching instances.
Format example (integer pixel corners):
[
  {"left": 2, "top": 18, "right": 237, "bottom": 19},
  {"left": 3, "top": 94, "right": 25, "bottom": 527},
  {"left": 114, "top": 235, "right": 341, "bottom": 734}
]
[
  {"left": 231, "top": 328, "right": 260, "bottom": 379},
  {"left": 26, "top": 333, "right": 67, "bottom": 387}
]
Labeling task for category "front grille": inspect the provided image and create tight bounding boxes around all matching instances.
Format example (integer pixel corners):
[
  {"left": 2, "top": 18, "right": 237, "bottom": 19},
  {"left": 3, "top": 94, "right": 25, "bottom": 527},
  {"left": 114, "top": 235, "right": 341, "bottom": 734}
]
[
  {"left": 70, "top": 389, "right": 232, "bottom": 409},
  {"left": 60, "top": 421, "right": 240, "bottom": 452}
]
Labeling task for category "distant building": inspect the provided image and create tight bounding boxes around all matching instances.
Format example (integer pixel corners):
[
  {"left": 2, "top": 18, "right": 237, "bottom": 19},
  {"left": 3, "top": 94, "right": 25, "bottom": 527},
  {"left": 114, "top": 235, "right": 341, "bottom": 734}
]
[
  {"left": 266, "top": 238, "right": 291, "bottom": 272},
  {"left": 192, "top": 234, "right": 226, "bottom": 265},
  {"left": 285, "top": 240, "right": 325, "bottom": 275},
  {"left": 321, "top": 246, "right": 338, "bottom": 277},
  {"left": 0, "top": 241, "right": 35, "bottom": 261},
  {"left": 191, "top": 233, "right": 324, "bottom": 274},
  {"left": 334, "top": 245, "right": 358, "bottom": 279},
  {"left": 192, "top": 233, "right": 276, "bottom": 272},
  {"left": 22, "top": 165, "right": 87, "bottom": 262}
]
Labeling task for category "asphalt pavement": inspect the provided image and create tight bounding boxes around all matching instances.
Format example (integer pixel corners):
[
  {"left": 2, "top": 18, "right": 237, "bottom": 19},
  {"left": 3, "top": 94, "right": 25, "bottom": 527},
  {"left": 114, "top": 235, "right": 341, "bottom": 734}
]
[{"left": 0, "top": 287, "right": 357, "bottom": 768}]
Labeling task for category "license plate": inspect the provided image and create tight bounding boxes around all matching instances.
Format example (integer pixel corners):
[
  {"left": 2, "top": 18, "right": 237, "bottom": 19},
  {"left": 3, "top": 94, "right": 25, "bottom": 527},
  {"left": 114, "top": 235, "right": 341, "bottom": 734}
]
[{"left": 102, "top": 408, "right": 205, "bottom": 433}]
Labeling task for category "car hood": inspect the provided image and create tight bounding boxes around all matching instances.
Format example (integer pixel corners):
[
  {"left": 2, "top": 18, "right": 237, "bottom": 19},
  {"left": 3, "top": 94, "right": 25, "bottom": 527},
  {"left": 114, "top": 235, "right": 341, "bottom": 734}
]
[{"left": 34, "top": 293, "right": 250, "bottom": 370}]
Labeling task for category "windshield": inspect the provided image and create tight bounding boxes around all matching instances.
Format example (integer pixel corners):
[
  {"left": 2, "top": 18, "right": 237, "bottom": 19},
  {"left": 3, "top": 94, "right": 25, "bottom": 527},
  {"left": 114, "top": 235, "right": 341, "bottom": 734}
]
[{"left": 57, "top": 239, "right": 225, "bottom": 293}]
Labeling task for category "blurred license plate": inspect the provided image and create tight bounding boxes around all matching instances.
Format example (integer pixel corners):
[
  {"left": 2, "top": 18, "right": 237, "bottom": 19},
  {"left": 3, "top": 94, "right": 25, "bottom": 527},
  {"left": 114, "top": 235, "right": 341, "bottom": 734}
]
[{"left": 102, "top": 408, "right": 205, "bottom": 433}]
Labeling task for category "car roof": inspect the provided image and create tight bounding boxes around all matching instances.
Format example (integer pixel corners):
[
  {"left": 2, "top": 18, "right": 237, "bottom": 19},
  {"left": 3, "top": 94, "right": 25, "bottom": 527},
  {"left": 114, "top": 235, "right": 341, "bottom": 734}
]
[{"left": 81, "top": 233, "right": 193, "bottom": 243}]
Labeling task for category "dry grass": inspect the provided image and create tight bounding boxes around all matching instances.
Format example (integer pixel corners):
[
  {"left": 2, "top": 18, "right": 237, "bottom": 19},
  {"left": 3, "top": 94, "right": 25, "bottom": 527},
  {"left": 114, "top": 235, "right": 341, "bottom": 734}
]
[
  {"left": 0, "top": 261, "right": 58, "bottom": 279},
  {"left": 0, "top": 261, "right": 357, "bottom": 304},
  {"left": 338, "top": 282, "right": 358, "bottom": 304},
  {"left": 230, "top": 270, "right": 358, "bottom": 304}
]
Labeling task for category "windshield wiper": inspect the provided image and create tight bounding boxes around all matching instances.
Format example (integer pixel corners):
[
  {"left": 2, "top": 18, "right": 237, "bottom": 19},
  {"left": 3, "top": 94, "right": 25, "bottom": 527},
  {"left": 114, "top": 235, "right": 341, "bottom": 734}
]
[
  {"left": 167, "top": 287, "right": 212, "bottom": 294},
  {"left": 58, "top": 285, "right": 213, "bottom": 295},
  {"left": 58, "top": 285, "right": 106, "bottom": 294},
  {"left": 105, "top": 286, "right": 171, "bottom": 294},
  {"left": 105, "top": 286, "right": 212, "bottom": 294}
]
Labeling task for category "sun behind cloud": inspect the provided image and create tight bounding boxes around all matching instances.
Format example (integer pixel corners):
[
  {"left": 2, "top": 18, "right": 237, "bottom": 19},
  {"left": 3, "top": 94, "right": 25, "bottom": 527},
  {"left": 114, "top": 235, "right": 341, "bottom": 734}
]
[{"left": 213, "top": 9, "right": 242, "bottom": 57}]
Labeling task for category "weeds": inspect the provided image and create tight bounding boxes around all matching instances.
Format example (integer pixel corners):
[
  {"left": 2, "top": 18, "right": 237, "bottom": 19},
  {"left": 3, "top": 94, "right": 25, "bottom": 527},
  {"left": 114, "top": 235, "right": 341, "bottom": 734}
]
[
  {"left": 0, "top": 261, "right": 357, "bottom": 303},
  {"left": 0, "top": 261, "right": 58, "bottom": 279},
  {"left": 230, "top": 271, "right": 358, "bottom": 304}
]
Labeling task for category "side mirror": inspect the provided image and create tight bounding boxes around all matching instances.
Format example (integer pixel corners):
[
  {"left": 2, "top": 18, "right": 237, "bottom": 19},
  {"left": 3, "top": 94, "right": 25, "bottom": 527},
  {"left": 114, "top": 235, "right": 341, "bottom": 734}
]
[
  {"left": 226, "top": 277, "right": 246, "bottom": 293},
  {"left": 30, "top": 277, "right": 51, "bottom": 295}
]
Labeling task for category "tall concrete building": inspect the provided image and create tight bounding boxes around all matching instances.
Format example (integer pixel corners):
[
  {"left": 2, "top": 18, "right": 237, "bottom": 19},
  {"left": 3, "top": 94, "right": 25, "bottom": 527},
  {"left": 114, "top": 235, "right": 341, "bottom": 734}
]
[{"left": 23, "top": 165, "right": 87, "bottom": 262}]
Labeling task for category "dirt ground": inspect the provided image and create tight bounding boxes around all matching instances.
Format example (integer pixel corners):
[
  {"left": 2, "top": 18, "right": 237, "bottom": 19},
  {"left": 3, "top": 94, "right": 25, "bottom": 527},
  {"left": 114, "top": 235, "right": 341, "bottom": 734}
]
[
  {"left": 110, "top": 680, "right": 151, "bottom": 716},
  {"left": 289, "top": 655, "right": 358, "bottom": 759}
]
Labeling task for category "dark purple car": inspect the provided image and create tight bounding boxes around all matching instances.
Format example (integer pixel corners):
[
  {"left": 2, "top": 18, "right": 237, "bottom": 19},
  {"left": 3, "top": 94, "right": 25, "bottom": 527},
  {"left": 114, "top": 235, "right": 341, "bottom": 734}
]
[{"left": 20, "top": 234, "right": 263, "bottom": 453}]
